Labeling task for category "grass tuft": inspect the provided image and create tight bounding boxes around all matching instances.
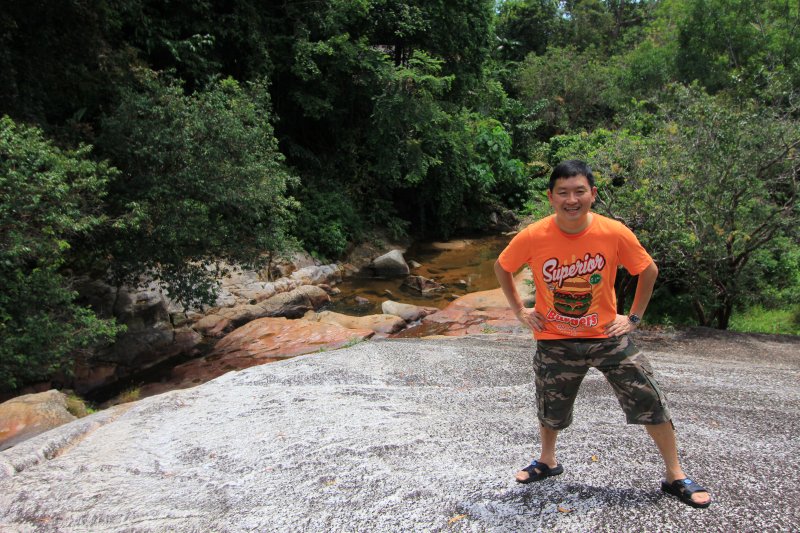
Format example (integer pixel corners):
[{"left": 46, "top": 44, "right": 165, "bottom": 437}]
[{"left": 729, "top": 305, "right": 800, "bottom": 335}]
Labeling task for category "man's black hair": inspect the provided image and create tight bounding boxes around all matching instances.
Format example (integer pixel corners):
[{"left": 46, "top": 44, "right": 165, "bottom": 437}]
[{"left": 549, "top": 160, "right": 595, "bottom": 191}]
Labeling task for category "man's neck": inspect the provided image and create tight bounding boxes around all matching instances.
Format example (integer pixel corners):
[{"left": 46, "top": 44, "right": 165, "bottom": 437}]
[{"left": 554, "top": 212, "right": 594, "bottom": 234}]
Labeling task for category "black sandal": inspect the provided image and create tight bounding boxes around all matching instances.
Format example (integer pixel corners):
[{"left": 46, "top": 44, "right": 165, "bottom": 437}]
[
  {"left": 516, "top": 460, "right": 564, "bottom": 484},
  {"left": 660, "top": 478, "right": 711, "bottom": 508}
]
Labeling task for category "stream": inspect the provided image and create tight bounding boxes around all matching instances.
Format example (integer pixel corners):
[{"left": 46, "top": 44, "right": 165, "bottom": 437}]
[{"left": 326, "top": 233, "right": 510, "bottom": 315}]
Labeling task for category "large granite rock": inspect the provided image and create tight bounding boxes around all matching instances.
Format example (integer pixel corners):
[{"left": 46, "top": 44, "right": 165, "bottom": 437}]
[
  {"left": 304, "top": 310, "right": 406, "bottom": 336},
  {"left": 70, "top": 280, "right": 204, "bottom": 393},
  {"left": 401, "top": 271, "right": 534, "bottom": 337},
  {"left": 74, "top": 262, "right": 339, "bottom": 378},
  {"left": 371, "top": 249, "right": 410, "bottom": 276},
  {"left": 194, "top": 285, "right": 331, "bottom": 337},
  {"left": 381, "top": 300, "right": 439, "bottom": 322},
  {"left": 1, "top": 332, "right": 798, "bottom": 531},
  {"left": 152, "top": 317, "right": 375, "bottom": 394},
  {"left": 0, "top": 391, "right": 76, "bottom": 451}
]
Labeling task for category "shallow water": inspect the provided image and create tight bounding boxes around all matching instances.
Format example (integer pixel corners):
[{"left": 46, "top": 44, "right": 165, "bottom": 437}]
[{"left": 325, "top": 233, "right": 511, "bottom": 316}]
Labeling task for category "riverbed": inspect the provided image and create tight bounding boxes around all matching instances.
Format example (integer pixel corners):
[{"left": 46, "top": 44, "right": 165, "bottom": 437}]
[{"left": 326, "top": 233, "right": 510, "bottom": 315}]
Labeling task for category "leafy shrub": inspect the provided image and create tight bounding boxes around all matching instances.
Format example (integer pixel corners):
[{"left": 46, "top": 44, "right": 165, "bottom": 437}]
[
  {"left": 0, "top": 116, "right": 123, "bottom": 392},
  {"left": 97, "top": 72, "right": 298, "bottom": 309}
]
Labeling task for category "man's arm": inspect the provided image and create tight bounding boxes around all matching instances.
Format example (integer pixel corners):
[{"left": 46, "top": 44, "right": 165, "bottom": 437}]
[
  {"left": 604, "top": 260, "right": 659, "bottom": 337},
  {"left": 494, "top": 260, "right": 545, "bottom": 332}
]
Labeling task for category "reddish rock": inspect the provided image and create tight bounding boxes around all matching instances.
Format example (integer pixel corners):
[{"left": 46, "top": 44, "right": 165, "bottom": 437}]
[
  {"left": 0, "top": 390, "right": 77, "bottom": 451},
  {"left": 430, "top": 239, "right": 472, "bottom": 250},
  {"left": 306, "top": 311, "right": 406, "bottom": 336},
  {"left": 158, "top": 318, "right": 375, "bottom": 392},
  {"left": 397, "top": 272, "right": 534, "bottom": 338},
  {"left": 381, "top": 300, "right": 439, "bottom": 322}
]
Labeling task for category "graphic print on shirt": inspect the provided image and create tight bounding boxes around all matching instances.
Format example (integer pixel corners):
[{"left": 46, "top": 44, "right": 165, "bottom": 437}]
[{"left": 542, "top": 253, "right": 606, "bottom": 330}]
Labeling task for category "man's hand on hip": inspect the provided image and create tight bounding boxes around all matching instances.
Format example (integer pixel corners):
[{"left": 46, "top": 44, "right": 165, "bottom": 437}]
[
  {"left": 604, "top": 314, "right": 637, "bottom": 337},
  {"left": 515, "top": 308, "right": 546, "bottom": 332}
]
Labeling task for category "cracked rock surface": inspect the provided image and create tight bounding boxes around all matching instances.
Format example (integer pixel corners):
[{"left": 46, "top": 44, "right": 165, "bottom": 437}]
[{"left": 1, "top": 330, "right": 798, "bottom": 532}]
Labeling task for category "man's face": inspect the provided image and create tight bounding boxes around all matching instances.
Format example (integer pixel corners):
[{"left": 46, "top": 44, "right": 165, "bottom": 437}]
[{"left": 547, "top": 175, "right": 597, "bottom": 224}]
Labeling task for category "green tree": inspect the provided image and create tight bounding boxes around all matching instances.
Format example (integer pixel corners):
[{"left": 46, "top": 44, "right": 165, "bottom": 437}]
[
  {"left": 0, "top": 117, "right": 123, "bottom": 392},
  {"left": 675, "top": 0, "right": 800, "bottom": 97},
  {"left": 515, "top": 46, "right": 619, "bottom": 140},
  {"left": 368, "top": 52, "right": 525, "bottom": 237},
  {"left": 96, "top": 71, "right": 298, "bottom": 309},
  {"left": 544, "top": 85, "right": 800, "bottom": 328},
  {"left": 495, "top": 0, "right": 560, "bottom": 62}
]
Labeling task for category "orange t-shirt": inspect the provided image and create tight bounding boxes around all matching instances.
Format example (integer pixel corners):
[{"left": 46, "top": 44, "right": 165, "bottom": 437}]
[{"left": 498, "top": 213, "right": 653, "bottom": 340}]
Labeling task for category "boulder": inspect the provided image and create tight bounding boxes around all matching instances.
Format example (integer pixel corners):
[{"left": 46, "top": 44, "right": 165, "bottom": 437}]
[
  {"left": 488, "top": 208, "right": 518, "bottom": 231},
  {"left": 71, "top": 279, "right": 203, "bottom": 393},
  {"left": 162, "top": 318, "right": 375, "bottom": 389},
  {"left": 306, "top": 311, "right": 406, "bottom": 336},
  {"left": 192, "top": 313, "right": 233, "bottom": 338},
  {"left": 430, "top": 240, "right": 472, "bottom": 251},
  {"left": 400, "top": 272, "right": 534, "bottom": 337},
  {"left": 381, "top": 300, "right": 439, "bottom": 322},
  {"left": 194, "top": 286, "right": 331, "bottom": 337},
  {"left": 402, "top": 275, "right": 445, "bottom": 294},
  {"left": 260, "top": 285, "right": 330, "bottom": 318},
  {"left": 371, "top": 250, "right": 410, "bottom": 277},
  {"left": 268, "top": 250, "right": 318, "bottom": 278},
  {"left": 290, "top": 264, "right": 342, "bottom": 285},
  {"left": 0, "top": 391, "right": 76, "bottom": 451}
]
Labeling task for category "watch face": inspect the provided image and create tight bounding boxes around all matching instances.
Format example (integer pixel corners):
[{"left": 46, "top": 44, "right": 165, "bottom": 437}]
[{"left": 629, "top": 314, "right": 641, "bottom": 324}]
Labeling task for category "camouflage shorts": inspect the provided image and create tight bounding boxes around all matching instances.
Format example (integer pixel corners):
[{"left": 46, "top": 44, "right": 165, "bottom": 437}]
[{"left": 533, "top": 335, "right": 671, "bottom": 430}]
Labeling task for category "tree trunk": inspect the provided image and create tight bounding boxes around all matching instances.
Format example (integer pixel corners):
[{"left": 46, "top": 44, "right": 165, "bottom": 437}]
[
  {"left": 716, "top": 300, "right": 734, "bottom": 330},
  {"left": 692, "top": 298, "right": 710, "bottom": 327}
]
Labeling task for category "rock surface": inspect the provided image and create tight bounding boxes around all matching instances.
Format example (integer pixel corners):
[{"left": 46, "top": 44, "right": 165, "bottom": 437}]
[
  {"left": 397, "top": 271, "right": 534, "bottom": 337},
  {"left": 402, "top": 274, "right": 445, "bottom": 294},
  {"left": 371, "top": 249, "right": 410, "bottom": 276},
  {"left": 193, "top": 285, "right": 331, "bottom": 337},
  {"left": 305, "top": 310, "right": 406, "bottom": 336},
  {"left": 150, "top": 317, "right": 375, "bottom": 394},
  {"left": 1, "top": 330, "right": 798, "bottom": 531},
  {"left": 0, "top": 391, "right": 77, "bottom": 451},
  {"left": 381, "top": 300, "right": 439, "bottom": 322}
]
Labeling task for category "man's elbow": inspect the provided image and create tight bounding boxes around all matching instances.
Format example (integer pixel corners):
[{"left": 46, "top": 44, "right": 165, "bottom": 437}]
[
  {"left": 645, "top": 261, "right": 659, "bottom": 279},
  {"left": 494, "top": 260, "right": 512, "bottom": 280}
]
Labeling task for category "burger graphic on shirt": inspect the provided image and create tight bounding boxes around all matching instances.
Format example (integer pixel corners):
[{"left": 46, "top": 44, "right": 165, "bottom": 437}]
[{"left": 553, "top": 276, "right": 593, "bottom": 318}]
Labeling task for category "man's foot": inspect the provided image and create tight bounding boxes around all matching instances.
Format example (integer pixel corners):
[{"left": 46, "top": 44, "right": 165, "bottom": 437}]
[
  {"left": 515, "top": 460, "right": 564, "bottom": 484},
  {"left": 661, "top": 477, "right": 712, "bottom": 508}
]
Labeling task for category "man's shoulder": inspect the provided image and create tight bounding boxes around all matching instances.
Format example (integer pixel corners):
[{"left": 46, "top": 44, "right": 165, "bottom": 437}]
[
  {"left": 524, "top": 215, "right": 555, "bottom": 235},
  {"left": 592, "top": 213, "right": 635, "bottom": 235}
]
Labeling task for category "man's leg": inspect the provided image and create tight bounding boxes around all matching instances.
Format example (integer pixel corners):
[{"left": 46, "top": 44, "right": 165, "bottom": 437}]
[
  {"left": 594, "top": 336, "right": 711, "bottom": 506},
  {"left": 516, "top": 424, "right": 559, "bottom": 482},
  {"left": 646, "top": 422, "right": 711, "bottom": 506}
]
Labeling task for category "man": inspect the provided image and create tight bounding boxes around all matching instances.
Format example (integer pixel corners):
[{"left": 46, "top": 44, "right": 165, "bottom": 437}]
[{"left": 494, "top": 160, "right": 711, "bottom": 509}]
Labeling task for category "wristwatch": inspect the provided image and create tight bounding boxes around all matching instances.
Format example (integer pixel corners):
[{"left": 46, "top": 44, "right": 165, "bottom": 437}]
[{"left": 628, "top": 313, "right": 641, "bottom": 325}]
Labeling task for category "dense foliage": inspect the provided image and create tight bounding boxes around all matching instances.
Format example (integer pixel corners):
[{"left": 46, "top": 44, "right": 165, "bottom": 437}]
[
  {"left": 1, "top": 0, "right": 799, "bottom": 390},
  {"left": 0, "top": 117, "right": 123, "bottom": 390},
  {"left": 96, "top": 72, "right": 298, "bottom": 309}
]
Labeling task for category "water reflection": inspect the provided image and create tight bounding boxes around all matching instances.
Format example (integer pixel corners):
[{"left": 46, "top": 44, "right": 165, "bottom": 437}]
[{"left": 326, "top": 234, "right": 510, "bottom": 315}]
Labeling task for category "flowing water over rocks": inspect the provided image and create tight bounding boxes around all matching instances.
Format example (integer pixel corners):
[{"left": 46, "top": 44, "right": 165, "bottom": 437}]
[{"left": 327, "top": 234, "right": 510, "bottom": 316}]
